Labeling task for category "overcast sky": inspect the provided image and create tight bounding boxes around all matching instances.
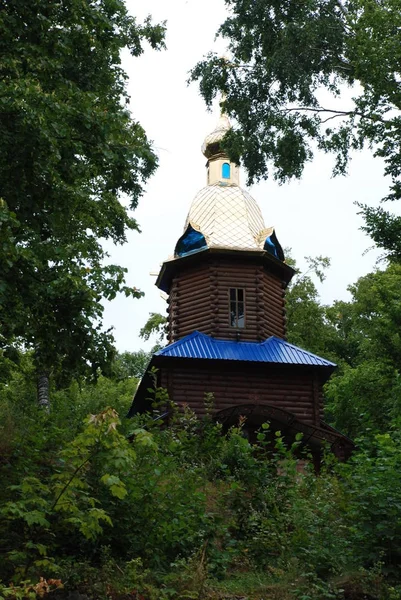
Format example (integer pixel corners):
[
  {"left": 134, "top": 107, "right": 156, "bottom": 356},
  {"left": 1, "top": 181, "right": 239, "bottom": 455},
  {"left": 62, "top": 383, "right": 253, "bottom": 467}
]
[{"left": 102, "top": 0, "right": 393, "bottom": 352}]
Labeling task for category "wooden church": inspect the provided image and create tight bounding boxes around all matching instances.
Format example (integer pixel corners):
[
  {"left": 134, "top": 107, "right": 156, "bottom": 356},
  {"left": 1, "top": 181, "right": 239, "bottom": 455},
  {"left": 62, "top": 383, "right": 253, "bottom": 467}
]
[{"left": 129, "top": 113, "right": 353, "bottom": 462}]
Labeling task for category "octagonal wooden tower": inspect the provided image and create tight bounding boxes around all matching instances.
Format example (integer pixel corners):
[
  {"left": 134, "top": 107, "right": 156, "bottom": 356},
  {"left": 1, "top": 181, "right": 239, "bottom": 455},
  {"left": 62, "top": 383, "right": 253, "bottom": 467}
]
[{"left": 129, "top": 113, "right": 353, "bottom": 461}]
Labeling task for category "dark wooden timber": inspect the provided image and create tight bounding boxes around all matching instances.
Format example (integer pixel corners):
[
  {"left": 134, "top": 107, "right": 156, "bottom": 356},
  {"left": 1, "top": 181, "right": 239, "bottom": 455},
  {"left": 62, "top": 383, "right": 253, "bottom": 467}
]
[
  {"left": 312, "top": 373, "right": 321, "bottom": 426},
  {"left": 159, "top": 360, "right": 327, "bottom": 425},
  {"left": 157, "top": 247, "right": 295, "bottom": 294},
  {"left": 166, "top": 254, "right": 288, "bottom": 343}
]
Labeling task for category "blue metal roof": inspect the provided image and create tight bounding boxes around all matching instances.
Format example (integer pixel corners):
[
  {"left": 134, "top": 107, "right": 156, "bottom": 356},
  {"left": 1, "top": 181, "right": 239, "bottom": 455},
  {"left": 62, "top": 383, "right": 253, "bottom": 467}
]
[{"left": 156, "top": 331, "right": 336, "bottom": 368}]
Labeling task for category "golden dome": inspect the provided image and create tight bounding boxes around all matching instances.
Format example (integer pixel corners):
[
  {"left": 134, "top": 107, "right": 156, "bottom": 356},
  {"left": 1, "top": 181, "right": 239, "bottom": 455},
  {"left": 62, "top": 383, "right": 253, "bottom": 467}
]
[{"left": 201, "top": 114, "right": 232, "bottom": 159}]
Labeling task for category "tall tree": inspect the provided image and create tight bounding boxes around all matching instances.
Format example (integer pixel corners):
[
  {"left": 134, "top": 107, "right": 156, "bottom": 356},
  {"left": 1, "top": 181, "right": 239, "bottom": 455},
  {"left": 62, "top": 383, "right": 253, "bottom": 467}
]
[
  {"left": 112, "top": 350, "right": 152, "bottom": 380},
  {"left": 326, "top": 263, "right": 401, "bottom": 369},
  {"left": 191, "top": 0, "right": 401, "bottom": 259},
  {"left": 285, "top": 256, "right": 401, "bottom": 436},
  {"left": 0, "top": 0, "right": 165, "bottom": 406},
  {"left": 324, "top": 263, "right": 401, "bottom": 435},
  {"left": 285, "top": 255, "right": 337, "bottom": 358}
]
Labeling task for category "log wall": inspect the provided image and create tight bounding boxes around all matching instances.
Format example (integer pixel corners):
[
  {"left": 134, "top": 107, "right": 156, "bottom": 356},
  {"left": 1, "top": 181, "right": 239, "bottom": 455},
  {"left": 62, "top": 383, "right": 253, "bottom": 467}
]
[
  {"left": 160, "top": 362, "right": 323, "bottom": 426},
  {"left": 167, "top": 256, "right": 286, "bottom": 343}
]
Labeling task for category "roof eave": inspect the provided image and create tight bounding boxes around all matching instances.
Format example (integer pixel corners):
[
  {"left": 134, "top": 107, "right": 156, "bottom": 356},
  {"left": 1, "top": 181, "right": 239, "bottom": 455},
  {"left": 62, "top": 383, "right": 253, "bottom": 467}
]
[
  {"left": 152, "top": 355, "right": 337, "bottom": 385},
  {"left": 156, "top": 247, "right": 296, "bottom": 293}
]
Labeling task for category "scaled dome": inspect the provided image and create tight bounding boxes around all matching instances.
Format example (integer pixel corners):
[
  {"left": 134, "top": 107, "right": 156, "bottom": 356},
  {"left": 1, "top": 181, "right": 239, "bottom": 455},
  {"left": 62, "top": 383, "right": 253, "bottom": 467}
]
[
  {"left": 185, "top": 183, "right": 267, "bottom": 250},
  {"left": 174, "top": 113, "right": 285, "bottom": 262},
  {"left": 202, "top": 114, "right": 231, "bottom": 158}
]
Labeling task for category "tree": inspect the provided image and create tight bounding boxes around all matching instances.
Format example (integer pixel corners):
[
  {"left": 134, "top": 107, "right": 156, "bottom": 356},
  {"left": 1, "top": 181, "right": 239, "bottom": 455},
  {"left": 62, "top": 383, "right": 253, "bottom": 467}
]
[
  {"left": 325, "top": 360, "right": 401, "bottom": 437},
  {"left": 328, "top": 263, "right": 401, "bottom": 368},
  {"left": 112, "top": 350, "right": 152, "bottom": 380},
  {"left": 286, "top": 258, "right": 401, "bottom": 436},
  {"left": 0, "top": 0, "right": 165, "bottom": 406},
  {"left": 285, "top": 255, "right": 337, "bottom": 358},
  {"left": 324, "top": 263, "right": 401, "bottom": 435},
  {"left": 139, "top": 312, "right": 168, "bottom": 351},
  {"left": 190, "top": 0, "right": 401, "bottom": 259}
]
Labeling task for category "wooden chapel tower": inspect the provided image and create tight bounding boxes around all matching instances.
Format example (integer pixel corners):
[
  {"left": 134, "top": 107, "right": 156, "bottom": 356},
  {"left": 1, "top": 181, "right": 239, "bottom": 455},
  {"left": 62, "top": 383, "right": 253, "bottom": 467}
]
[{"left": 129, "top": 114, "right": 353, "bottom": 461}]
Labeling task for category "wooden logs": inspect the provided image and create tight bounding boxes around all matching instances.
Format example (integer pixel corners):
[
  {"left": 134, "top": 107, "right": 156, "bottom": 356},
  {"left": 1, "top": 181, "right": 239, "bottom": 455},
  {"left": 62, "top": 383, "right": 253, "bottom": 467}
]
[
  {"left": 164, "top": 363, "right": 318, "bottom": 425},
  {"left": 167, "top": 256, "right": 288, "bottom": 342}
]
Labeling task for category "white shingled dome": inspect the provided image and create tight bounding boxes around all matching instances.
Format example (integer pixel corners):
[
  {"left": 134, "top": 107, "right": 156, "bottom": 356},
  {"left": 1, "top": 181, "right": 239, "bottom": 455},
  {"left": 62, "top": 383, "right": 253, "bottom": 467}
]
[
  {"left": 173, "top": 112, "right": 281, "bottom": 257},
  {"left": 201, "top": 114, "right": 231, "bottom": 158},
  {"left": 185, "top": 183, "right": 271, "bottom": 251}
]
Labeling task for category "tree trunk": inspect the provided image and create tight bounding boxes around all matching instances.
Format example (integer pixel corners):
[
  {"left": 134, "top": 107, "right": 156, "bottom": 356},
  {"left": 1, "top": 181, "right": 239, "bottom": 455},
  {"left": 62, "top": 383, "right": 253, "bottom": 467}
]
[{"left": 37, "top": 370, "right": 50, "bottom": 410}]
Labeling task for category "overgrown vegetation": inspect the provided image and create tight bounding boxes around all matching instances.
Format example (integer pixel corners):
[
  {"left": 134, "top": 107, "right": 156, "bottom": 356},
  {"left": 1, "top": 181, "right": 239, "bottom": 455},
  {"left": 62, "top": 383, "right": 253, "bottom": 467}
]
[
  {"left": 287, "top": 260, "right": 401, "bottom": 440},
  {"left": 1, "top": 372, "right": 401, "bottom": 600}
]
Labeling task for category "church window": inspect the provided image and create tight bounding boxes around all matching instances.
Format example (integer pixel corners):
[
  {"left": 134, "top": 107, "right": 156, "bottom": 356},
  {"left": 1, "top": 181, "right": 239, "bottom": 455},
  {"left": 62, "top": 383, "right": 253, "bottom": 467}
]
[
  {"left": 222, "top": 162, "right": 231, "bottom": 179},
  {"left": 229, "top": 288, "right": 245, "bottom": 328}
]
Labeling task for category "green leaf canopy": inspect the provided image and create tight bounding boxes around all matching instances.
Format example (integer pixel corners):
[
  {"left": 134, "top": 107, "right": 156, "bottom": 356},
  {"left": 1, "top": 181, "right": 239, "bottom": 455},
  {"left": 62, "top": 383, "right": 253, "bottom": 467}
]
[
  {"left": 191, "top": 0, "right": 401, "bottom": 258},
  {"left": 0, "top": 0, "right": 166, "bottom": 393}
]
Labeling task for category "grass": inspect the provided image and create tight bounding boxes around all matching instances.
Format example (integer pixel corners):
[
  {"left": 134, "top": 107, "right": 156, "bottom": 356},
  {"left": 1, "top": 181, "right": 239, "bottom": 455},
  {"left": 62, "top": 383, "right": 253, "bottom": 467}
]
[{"left": 204, "top": 570, "right": 297, "bottom": 600}]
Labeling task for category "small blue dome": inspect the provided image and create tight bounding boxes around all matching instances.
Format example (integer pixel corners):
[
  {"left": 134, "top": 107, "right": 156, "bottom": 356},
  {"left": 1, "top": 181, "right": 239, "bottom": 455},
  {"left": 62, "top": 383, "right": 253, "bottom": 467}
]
[
  {"left": 263, "top": 231, "right": 284, "bottom": 261},
  {"left": 175, "top": 224, "right": 208, "bottom": 257}
]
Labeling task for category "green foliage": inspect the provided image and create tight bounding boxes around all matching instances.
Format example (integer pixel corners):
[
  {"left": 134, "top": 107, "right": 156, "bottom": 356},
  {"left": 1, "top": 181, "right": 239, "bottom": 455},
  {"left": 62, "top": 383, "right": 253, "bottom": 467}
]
[
  {"left": 0, "top": 407, "right": 137, "bottom": 580},
  {"left": 284, "top": 256, "right": 401, "bottom": 438},
  {"left": 344, "top": 264, "right": 401, "bottom": 367},
  {"left": 341, "top": 430, "right": 401, "bottom": 571},
  {"left": 1, "top": 375, "right": 401, "bottom": 599},
  {"left": 191, "top": 0, "right": 401, "bottom": 259},
  {"left": 286, "top": 254, "right": 338, "bottom": 358},
  {"left": 140, "top": 312, "right": 168, "bottom": 350},
  {"left": 112, "top": 350, "right": 152, "bottom": 380},
  {"left": 323, "top": 263, "right": 401, "bottom": 435},
  {"left": 325, "top": 361, "right": 401, "bottom": 437},
  {"left": 0, "top": 0, "right": 166, "bottom": 403},
  {"left": 2, "top": 260, "right": 401, "bottom": 599}
]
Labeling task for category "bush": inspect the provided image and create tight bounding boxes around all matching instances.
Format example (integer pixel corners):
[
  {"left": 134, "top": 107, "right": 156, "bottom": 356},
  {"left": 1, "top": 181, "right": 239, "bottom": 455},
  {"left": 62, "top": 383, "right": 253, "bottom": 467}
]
[{"left": 2, "top": 379, "right": 401, "bottom": 600}]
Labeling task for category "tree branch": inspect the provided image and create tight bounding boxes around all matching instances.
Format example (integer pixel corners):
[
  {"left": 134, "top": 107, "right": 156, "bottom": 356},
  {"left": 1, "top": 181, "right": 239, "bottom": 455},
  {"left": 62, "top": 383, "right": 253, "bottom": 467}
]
[
  {"left": 321, "top": 113, "right": 352, "bottom": 124},
  {"left": 282, "top": 106, "right": 390, "bottom": 125},
  {"left": 51, "top": 454, "right": 93, "bottom": 512},
  {"left": 284, "top": 107, "right": 354, "bottom": 116},
  {"left": 335, "top": 0, "right": 348, "bottom": 18}
]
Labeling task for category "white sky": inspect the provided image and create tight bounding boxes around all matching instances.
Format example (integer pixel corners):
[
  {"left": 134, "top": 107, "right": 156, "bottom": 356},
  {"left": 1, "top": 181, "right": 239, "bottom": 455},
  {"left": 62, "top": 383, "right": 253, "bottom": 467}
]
[{"left": 103, "top": 0, "right": 392, "bottom": 352}]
